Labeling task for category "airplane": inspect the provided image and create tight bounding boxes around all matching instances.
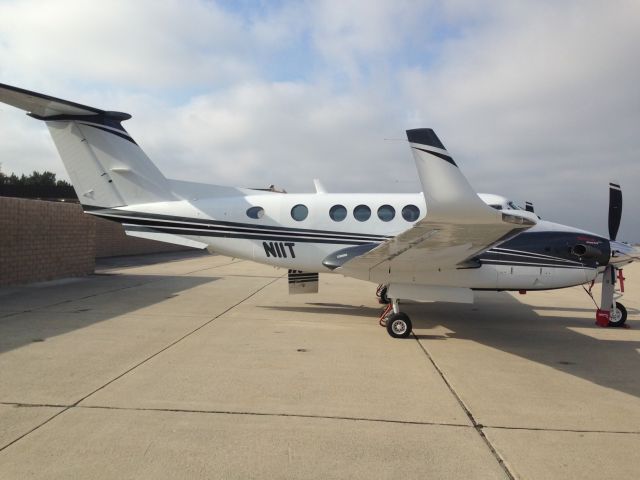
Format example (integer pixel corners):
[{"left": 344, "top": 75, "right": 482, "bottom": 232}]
[{"left": 0, "top": 82, "right": 638, "bottom": 338}]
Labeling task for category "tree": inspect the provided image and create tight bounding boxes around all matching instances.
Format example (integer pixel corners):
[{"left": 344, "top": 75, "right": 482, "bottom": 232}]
[{"left": 0, "top": 169, "right": 77, "bottom": 200}]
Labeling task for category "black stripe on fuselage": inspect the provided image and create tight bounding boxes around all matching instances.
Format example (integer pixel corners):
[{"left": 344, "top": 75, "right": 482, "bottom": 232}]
[
  {"left": 481, "top": 250, "right": 584, "bottom": 268},
  {"left": 488, "top": 247, "right": 583, "bottom": 264},
  {"left": 479, "top": 260, "right": 592, "bottom": 270},
  {"left": 85, "top": 206, "right": 391, "bottom": 243},
  {"left": 123, "top": 224, "right": 375, "bottom": 245}
]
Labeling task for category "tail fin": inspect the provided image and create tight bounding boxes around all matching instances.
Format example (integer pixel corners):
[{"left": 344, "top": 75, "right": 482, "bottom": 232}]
[{"left": 0, "top": 82, "right": 175, "bottom": 208}]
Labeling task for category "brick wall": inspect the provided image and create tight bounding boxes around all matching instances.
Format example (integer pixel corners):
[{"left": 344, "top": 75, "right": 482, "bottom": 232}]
[
  {"left": 0, "top": 197, "right": 193, "bottom": 286},
  {"left": 0, "top": 197, "right": 95, "bottom": 286}
]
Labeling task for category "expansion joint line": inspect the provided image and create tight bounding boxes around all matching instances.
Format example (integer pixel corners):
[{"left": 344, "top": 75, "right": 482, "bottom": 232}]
[
  {"left": 0, "top": 274, "right": 282, "bottom": 454},
  {"left": 413, "top": 335, "right": 516, "bottom": 480}
]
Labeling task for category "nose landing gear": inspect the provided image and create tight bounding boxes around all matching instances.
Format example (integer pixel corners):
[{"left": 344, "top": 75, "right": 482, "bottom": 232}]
[{"left": 586, "top": 268, "right": 629, "bottom": 328}]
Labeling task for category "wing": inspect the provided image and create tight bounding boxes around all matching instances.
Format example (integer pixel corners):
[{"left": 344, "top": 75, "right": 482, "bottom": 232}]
[{"left": 323, "top": 129, "right": 536, "bottom": 278}]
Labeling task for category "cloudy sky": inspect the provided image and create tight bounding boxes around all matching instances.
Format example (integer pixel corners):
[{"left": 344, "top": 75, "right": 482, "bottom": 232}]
[{"left": 0, "top": 0, "right": 638, "bottom": 240}]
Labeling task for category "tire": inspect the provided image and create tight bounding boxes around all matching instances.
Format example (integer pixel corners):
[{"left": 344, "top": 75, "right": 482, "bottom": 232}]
[
  {"left": 609, "top": 302, "right": 627, "bottom": 327},
  {"left": 386, "top": 312, "right": 412, "bottom": 338}
]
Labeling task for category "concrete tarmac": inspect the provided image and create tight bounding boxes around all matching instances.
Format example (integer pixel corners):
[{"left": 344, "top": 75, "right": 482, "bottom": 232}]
[{"left": 0, "top": 251, "right": 638, "bottom": 479}]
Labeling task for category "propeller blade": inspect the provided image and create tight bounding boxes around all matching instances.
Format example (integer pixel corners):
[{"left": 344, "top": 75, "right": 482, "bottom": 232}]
[
  {"left": 608, "top": 182, "right": 622, "bottom": 240},
  {"left": 525, "top": 201, "right": 534, "bottom": 213}
]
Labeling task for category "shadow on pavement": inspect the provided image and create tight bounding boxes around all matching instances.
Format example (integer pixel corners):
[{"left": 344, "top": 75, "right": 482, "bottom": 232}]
[
  {"left": 403, "top": 292, "right": 640, "bottom": 399},
  {"left": 0, "top": 271, "right": 218, "bottom": 355},
  {"left": 261, "top": 292, "right": 640, "bottom": 399}
]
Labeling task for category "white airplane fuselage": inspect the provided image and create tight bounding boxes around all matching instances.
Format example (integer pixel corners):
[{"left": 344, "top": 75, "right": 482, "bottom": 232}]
[{"left": 90, "top": 190, "right": 607, "bottom": 292}]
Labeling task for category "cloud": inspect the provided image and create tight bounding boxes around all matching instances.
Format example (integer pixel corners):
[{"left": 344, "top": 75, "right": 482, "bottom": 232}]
[
  {"left": 0, "top": 0, "right": 638, "bottom": 241},
  {"left": 308, "top": 0, "right": 432, "bottom": 82},
  {"left": 0, "top": 0, "right": 258, "bottom": 89},
  {"left": 133, "top": 81, "right": 417, "bottom": 193},
  {"left": 399, "top": 0, "right": 640, "bottom": 239}
]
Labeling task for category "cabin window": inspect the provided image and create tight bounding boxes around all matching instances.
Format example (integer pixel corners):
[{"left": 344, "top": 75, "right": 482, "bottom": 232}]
[
  {"left": 291, "top": 204, "right": 308, "bottom": 221},
  {"left": 246, "top": 206, "right": 264, "bottom": 219},
  {"left": 353, "top": 204, "right": 371, "bottom": 222},
  {"left": 401, "top": 204, "right": 420, "bottom": 222},
  {"left": 329, "top": 204, "right": 347, "bottom": 222},
  {"left": 377, "top": 205, "right": 395, "bottom": 222}
]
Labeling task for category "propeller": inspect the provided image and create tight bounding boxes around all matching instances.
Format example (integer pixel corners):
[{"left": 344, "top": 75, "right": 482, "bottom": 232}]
[
  {"left": 598, "top": 182, "right": 626, "bottom": 326},
  {"left": 608, "top": 182, "right": 622, "bottom": 241}
]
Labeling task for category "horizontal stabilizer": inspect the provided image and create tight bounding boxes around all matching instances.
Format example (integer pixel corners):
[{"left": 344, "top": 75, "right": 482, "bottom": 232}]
[{"left": 0, "top": 82, "right": 115, "bottom": 118}]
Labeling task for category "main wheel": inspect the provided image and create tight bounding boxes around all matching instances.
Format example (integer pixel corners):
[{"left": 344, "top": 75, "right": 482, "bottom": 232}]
[
  {"left": 386, "top": 312, "right": 412, "bottom": 338},
  {"left": 609, "top": 302, "right": 627, "bottom": 327}
]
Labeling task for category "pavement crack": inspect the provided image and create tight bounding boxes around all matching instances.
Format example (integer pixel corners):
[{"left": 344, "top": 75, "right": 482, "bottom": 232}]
[
  {"left": 71, "top": 275, "right": 283, "bottom": 407},
  {"left": 413, "top": 334, "right": 516, "bottom": 480},
  {"left": 483, "top": 424, "right": 640, "bottom": 435},
  {"left": 0, "top": 402, "right": 69, "bottom": 409},
  {"left": 0, "top": 273, "right": 281, "bottom": 454},
  {"left": 0, "top": 407, "right": 70, "bottom": 454},
  {"left": 58, "top": 403, "right": 475, "bottom": 428}
]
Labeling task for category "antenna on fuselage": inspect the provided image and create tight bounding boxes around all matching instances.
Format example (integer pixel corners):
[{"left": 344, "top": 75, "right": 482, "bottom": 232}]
[{"left": 313, "top": 179, "right": 328, "bottom": 194}]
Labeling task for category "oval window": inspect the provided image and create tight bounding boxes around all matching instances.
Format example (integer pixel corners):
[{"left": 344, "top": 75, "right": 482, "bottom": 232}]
[
  {"left": 246, "top": 206, "right": 264, "bottom": 219},
  {"left": 329, "top": 204, "right": 347, "bottom": 222},
  {"left": 377, "top": 205, "right": 395, "bottom": 222},
  {"left": 353, "top": 204, "right": 371, "bottom": 222},
  {"left": 291, "top": 204, "right": 308, "bottom": 221},
  {"left": 402, "top": 204, "right": 420, "bottom": 222}
]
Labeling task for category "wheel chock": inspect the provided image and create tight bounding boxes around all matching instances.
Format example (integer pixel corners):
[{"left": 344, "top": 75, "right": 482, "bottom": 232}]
[{"left": 595, "top": 309, "right": 610, "bottom": 327}]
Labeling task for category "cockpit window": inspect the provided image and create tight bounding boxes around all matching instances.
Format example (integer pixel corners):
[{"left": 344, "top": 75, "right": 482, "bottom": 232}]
[
  {"left": 507, "top": 201, "right": 522, "bottom": 210},
  {"left": 489, "top": 204, "right": 503, "bottom": 211}
]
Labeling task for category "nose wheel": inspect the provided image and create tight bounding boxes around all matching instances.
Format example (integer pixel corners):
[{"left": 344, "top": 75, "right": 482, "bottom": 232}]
[{"left": 609, "top": 301, "right": 628, "bottom": 327}]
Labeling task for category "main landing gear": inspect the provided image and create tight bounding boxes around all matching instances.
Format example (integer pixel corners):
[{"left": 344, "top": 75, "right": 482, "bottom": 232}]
[
  {"left": 376, "top": 284, "right": 390, "bottom": 305},
  {"left": 378, "top": 293, "right": 413, "bottom": 338}
]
